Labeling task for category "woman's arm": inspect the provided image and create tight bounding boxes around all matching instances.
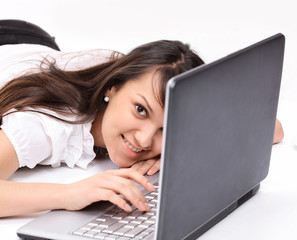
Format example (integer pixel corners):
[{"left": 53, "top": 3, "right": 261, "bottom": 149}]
[
  {"left": 0, "top": 130, "right": 66, "bottom": 217},
  {"left": 0, "top": 130, "right": 154, "bottom": 218},
  {"left": 0, "top": 169, "right": 154, "bottom": 218},
  {"left": 273, "top": 119, "right": 284, "bottom": 144},
  {"left": 0, "top": 130, "right": 19, "bottom": 179},
  {"left": 0, "top": 180, "right": 66, "bottom": 217},
  {"left": 0, "top": 130, "right": 57, "bottom": 217}
]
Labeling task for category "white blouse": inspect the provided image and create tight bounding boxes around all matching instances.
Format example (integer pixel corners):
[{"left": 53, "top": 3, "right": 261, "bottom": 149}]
[{"left": 0, "top": 44, "right": 114, "bottom": 169}]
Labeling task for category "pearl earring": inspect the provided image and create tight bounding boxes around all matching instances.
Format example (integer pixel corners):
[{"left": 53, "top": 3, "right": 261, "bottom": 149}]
[{"left": 104, "top": 96, "right": 110, "bottom": 102}]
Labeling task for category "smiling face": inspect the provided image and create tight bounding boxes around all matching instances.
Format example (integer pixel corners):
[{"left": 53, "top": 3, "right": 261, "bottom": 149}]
[{"left": 90, "top": 70, "right": 164, "bottom": 167}]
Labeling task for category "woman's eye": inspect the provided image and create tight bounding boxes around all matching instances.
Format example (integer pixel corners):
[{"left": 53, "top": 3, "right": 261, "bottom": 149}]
[{"left": 135, "top": 104, "right": 147, "bottom": 117}]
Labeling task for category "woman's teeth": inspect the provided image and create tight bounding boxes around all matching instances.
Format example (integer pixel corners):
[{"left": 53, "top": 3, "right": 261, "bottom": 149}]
[{"left": 123, "top": 136, "right": 142, "bottom": 153}]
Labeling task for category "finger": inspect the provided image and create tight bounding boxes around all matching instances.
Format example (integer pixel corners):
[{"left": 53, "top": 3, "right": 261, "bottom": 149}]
[
  {"left": 136, "top": 160, "right": 156, "bottom": 175},
  {"left": 108, "top": 168, "right": 155, "bottom": 191},
  {"left": 130, "top": 161, "right": 145, "bottom": 171},
  {"left": 96, "top": 188, "right": 132, "bottom": 212},
  {"left": 147, "top": 159, "right": 161, "bottom": 175},
  {"left": 98, "top": 172, "right": 151, "bottom": 211},
  {"left": 109, "top": 175, "right": 147, "bottom": 202}
]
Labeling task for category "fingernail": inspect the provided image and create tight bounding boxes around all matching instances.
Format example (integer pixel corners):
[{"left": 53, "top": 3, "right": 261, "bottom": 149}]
[
  {"left": 146, "top": 182, "right": 155, "bottom": 191},
  {"left": 124, "top": 203, "right": 132, "bottom": 212},
  {"left": 138, "top": 201, "right": 146, "bottom": 211},
  {"left": 145, "top": 202, "right": 151, "bottom": 211}
]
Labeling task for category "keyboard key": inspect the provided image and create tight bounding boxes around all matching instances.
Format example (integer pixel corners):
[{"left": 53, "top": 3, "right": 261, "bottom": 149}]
[
  {"left": 146, "top": 211, "right": 155, "bottom": 216},
  {"left": 119, "top": 217, "right": 130, "bottom": 224},
  {"left": 105, "top": 235, "right": 118, "bottom": 240},
  {"left": 102, "top": 207, "right": 121, "bottom": 217},
  {"left": 145, "top": 195, "right": 154, "bottom": 200},
  {"left": 117, "top": 237, "right": 131, "bottom": 240},
  {"left": 113, "top": 226, "right": 131, "bottom": 236},
  {"left": 113, "top": 212, "right": 128, "bottom": 219},
  {"left": 93, "top": 233, "right": 108, "bottom": 239},
  {"left": 124, "top": 222, "right": 138, "bottom": 229},
  {"left": 84, "top": 230, "right": 98, "bottom": 237},
  {"left": 146, "top": 217, "right": 156, "bottom": 224},
  {"left": 124, "top": 226, "right": 146, "bottom": 237},
  {"left": 127, "top": 210, "right": 142, "bottom": 219},
  {"left": 96, "top": 215, "right": 109, "bottom": 222},
  {"left": 102, "top": 222, "right": 126, "bottom": 234},
  {"left": 148, "top": 203, "right": 156, "bottom": 208},
  {"left": 81, "top": 223, "right": 95, "bottom": 230},
  {"left": 131, "top": 219, "right": 143, "bottom": 224},
  {"left": 93, "top": 225, "right": 105, "bottom": 233},
  {"left": 138, "top": 213, "right": 150, "bottom": 220},
  {"left": 88, "top": 221, "right": 99, "bottom": 226},
  {"left": 139, "top": 221, "right": 153, "bottom": 228},
  {"left": 73, "top": 228, "right": 87, "bottom": 236},
  {"left": 97, "top": 217, "right": 118, "bottom": 228}
]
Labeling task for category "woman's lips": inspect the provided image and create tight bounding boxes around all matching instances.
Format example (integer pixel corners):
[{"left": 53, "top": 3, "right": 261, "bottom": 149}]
[{"left": 121, "top": 135, "right": 143, "bottom": 153}]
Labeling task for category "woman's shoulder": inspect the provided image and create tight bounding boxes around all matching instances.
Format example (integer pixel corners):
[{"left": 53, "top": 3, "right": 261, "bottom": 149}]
[
  {"left": 1, "top": 109, "right": 95, "bottom": 168},
  {"left": 1, "top": 109, "right": 72, "bottom": 140},
  {"left": 2, "top": 108, "right": 89, "bottom": 130}
]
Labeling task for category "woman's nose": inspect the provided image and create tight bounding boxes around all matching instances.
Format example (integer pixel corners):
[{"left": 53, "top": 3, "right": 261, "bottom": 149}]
[{"left": 135, "top": 125, "right": 160, "bottom": 150}]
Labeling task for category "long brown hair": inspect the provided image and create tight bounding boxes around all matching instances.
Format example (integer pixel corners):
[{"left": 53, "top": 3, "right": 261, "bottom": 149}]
[{"left": 0, "top": 40, "right": 204, "bottom": 124}]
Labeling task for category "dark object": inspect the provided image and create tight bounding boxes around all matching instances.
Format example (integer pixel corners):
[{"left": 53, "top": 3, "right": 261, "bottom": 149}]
[{"left": 0, "top": 19, "right": 60, "bottom": 50}]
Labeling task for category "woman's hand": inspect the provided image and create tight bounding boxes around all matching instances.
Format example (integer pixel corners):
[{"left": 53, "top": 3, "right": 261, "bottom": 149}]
[
  {"left": 273, "top": 119, "right": 284, "bottom": 144},
  {"left": 130, "top": 157, "right": 161, "bottom": 176},
  {"left": 62, "top": 168, "right": 155, "bottom": 212}
]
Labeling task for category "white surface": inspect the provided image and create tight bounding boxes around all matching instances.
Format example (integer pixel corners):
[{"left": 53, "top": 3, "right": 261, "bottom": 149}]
[
  {"left": 3, "top": 139, "right": 297, "bottom": 240},
  {"left": 1, "top": 0, "right": 297, "bottom": 239}
]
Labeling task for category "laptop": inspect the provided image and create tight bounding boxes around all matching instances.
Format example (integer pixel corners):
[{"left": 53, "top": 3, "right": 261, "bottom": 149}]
[{"left": 17, "top": 33, "right": 285, "bottom": 240}]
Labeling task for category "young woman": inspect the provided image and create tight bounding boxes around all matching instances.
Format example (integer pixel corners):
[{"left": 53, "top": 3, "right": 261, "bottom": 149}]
[{"left": 0, "top": 20, "right": 283, "bottom": 218}]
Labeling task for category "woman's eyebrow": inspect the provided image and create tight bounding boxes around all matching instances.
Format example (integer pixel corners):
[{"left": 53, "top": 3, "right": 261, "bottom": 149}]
[{"left": 137, "top": 94, "right": 153, "bottom": 113}]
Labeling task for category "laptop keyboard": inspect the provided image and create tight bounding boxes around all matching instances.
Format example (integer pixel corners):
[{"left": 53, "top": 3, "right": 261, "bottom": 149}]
[{"left": 73, "top": 182, "right": 159, "bottom": 240}]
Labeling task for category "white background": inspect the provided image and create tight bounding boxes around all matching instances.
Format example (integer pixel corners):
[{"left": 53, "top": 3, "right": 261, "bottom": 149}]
[
  {"left": 2, "top": 0, "right": 297, "bottom": 126},
  {"left": 2, "top": 0, "right": 297, "bottom": 101},
  {"left": 1, "top": 0, "right": 297, "bottom": 239}
]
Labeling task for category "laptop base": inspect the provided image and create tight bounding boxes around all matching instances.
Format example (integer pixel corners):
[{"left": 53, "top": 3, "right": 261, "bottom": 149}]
[{"left": 17, "top": 234, "right": 48, "bottom": 240}]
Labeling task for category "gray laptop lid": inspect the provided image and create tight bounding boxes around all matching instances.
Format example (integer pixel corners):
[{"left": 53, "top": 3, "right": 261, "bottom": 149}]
[{"left": 155, "top": 34, "right": 285, "bottom": 239}]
